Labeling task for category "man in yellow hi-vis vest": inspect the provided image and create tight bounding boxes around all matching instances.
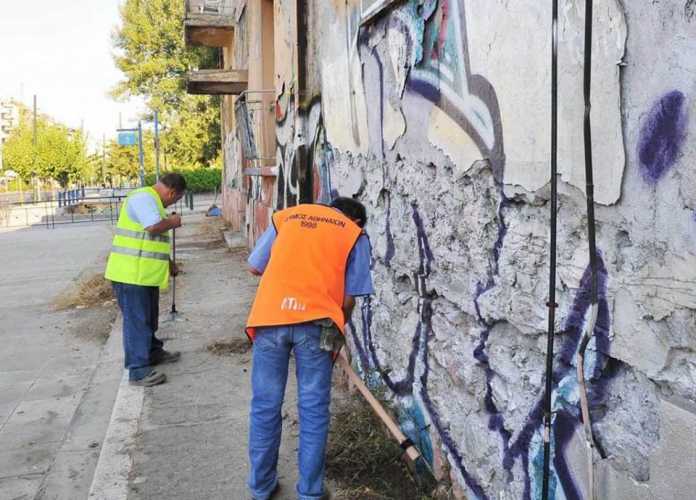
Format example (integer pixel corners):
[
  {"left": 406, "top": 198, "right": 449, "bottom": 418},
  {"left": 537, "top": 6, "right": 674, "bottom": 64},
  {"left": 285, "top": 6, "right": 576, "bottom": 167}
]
[{"left": 105, "top": 173, "right": 186, "bottom": 387}]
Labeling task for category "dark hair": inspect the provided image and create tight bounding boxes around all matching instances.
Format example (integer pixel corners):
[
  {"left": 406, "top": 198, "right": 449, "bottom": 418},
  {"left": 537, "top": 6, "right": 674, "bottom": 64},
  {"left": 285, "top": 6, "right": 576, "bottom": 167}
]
[
  {"left": 330, "top": 197, "right": 367, "bottom": 227},
  {"left": 159, "top": 173, "right": 187, "bottom": 193}
]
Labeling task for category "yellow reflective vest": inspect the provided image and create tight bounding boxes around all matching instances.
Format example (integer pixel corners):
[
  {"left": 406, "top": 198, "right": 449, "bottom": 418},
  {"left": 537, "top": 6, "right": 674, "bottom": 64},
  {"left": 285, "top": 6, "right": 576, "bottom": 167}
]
[{"left": 104, "top": 187, "right": 171, "bottom": 290}]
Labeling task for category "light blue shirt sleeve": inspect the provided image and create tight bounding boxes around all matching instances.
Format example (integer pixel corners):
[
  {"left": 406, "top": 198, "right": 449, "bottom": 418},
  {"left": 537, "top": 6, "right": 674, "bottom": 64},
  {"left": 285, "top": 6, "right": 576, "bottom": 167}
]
[
  {"left": 345, "top": 234, "right": 374, "bottom": 296},
  {"left": 126, "top": 192, "right": 162, "bottom": 228},
  {"left": 247, "top": 225, "right": 277, "bottom": 273}
]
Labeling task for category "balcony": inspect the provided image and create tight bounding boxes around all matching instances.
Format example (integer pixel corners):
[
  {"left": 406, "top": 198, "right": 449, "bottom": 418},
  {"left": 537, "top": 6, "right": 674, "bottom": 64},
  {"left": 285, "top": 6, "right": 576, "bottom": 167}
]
[
  {"left": 184, "top": 0, "right": 236, "bottom": 47},
  {"left": 186, "top": 69, "right": 248, "bottom": 95}
]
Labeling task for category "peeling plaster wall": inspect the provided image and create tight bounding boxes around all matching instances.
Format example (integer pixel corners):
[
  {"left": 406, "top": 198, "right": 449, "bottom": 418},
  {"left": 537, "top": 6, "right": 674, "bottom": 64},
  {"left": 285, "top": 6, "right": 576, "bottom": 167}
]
[
  {"left": 224, "top": 0, "right": 696, "bottom": 498},
  {"left": 221, "top": 3, "right": 249, "bottom": 230}
]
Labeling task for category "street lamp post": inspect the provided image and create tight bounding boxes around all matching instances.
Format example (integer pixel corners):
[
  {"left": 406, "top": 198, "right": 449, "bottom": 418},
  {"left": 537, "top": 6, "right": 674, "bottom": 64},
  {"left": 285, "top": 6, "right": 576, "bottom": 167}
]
[{"left": 137, "top": 121, "right": 144, "bottom": 187}]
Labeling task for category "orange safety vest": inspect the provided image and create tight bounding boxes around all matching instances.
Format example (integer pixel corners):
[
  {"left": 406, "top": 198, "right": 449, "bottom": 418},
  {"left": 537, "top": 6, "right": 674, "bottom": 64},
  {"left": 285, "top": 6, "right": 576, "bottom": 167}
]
[{"left": 246, "top": 203, "right": 362, "bottom": 340}]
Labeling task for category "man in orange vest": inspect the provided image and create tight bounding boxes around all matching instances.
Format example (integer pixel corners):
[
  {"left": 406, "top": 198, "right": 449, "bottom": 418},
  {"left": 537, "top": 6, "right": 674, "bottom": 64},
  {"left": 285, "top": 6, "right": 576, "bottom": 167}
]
[{"left": 245, "top": 197, "right": 374, "bottom": 500}]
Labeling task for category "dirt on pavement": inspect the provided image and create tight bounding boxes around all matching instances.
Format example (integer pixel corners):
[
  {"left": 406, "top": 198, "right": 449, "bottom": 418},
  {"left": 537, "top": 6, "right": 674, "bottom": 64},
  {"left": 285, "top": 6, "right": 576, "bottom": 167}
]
[{"left": 52, "top": 270, "right": 117, "bottom": 343}]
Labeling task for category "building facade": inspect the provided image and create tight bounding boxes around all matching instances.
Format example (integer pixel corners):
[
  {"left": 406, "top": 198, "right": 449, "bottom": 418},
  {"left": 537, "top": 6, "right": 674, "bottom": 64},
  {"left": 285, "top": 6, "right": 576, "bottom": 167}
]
[
  {"left": 0, "top": 99, "right": 19, "bottom": 171},
  {"left": 184, "top": 1, "right": 696, "bottom": 499}
]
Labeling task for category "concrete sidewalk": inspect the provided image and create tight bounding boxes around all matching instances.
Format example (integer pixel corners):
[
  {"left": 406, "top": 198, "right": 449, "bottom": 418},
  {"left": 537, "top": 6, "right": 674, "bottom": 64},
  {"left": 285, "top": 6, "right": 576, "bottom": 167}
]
[{"left": 89, "top": 215, "right": 302, "bottom": 500}]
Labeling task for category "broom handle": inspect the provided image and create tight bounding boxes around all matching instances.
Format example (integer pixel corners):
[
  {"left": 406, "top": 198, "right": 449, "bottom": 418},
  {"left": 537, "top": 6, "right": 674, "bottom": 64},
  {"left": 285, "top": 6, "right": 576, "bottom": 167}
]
[
  {"left": 171, "top": 222, "right": 177, "bottom": 314},
  {"left": 336, "top": 350, "right": 421, "bottom": 462}
]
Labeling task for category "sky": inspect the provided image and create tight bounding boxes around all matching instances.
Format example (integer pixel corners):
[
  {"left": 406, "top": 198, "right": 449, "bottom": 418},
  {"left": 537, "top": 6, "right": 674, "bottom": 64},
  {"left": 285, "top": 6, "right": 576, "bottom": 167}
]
[{"left": 0, "top": 0, "right": 144, "bottom": 151}]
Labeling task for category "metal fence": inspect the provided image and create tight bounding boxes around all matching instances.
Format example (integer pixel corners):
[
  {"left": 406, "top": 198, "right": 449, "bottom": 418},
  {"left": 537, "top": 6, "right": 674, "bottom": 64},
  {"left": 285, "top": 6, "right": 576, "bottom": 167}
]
[
  {"left": 0, "top": 191, "right": 198, "bottom": 230},
  {"left": 0, "top": 190, "right": 61, "bottom": 205},
  {"left": 0, "top": 195, "right": 123, "bottom": 229}
]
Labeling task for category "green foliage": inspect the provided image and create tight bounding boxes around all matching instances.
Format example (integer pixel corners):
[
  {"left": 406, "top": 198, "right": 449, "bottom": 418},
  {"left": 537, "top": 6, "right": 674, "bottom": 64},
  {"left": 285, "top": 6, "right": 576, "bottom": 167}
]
[
  {"left": 144, "top": 168, "right": 221, "bottom": 193},
  {"left": 99, "top": 132, "right": 152, "bottom": 186},
  {"left": 2, "top": 106, "right": 90, "bottom": 187},
  {"left": 112, "top": 0, "right": 221, "bottom": 169},
  {"left": 180, "top": 168, "right": 222, "bottom": 193},
  {"left": 104, "top": 140, "right": 142, "bottom": 184}
]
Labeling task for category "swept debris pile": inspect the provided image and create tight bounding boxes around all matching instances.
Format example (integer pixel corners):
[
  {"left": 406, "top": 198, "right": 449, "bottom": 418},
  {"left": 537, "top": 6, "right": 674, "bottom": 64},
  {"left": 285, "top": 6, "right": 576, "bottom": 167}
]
[
  {"left": 207, "top": 338, "right": 252, "bottom": 355},
  {"left": 326, "top": 391, "right": 450, "bottom": 500},
  {"left": 54, "top": 272, "right": 114, "bottom": 310}
]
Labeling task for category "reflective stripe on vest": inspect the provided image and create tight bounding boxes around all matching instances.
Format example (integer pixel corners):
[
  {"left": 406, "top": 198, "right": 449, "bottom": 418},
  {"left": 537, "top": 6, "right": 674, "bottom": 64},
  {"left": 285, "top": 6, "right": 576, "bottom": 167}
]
[
  {"left": 110, "top": 245, "right": 170, "bottom": 261},
  {"left": 114, "top": 227, "right": 170, "bottom": 243},
  {"left": 245, "top": 204, "right": 362, "bottom": 340},
  {"left": 104, "top": 187, "right": 171, "bottom": 290}
]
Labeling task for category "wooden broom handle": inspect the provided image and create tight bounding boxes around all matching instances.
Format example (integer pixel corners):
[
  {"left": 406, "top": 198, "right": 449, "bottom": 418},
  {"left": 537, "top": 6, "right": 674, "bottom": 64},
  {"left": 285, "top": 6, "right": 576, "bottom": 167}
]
[{"left": 336, "top": 350, "right": 421, "bottom": 462}]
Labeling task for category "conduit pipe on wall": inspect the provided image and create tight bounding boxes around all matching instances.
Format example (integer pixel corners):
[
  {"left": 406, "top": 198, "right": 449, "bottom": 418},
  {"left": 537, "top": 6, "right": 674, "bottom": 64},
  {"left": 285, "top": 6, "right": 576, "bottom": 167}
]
[
  {"left": 577, "top": 0, "right": 600, "bottom": 498},
  {"left": 541, "top": 0, "right": 560, "bottom": 498}
]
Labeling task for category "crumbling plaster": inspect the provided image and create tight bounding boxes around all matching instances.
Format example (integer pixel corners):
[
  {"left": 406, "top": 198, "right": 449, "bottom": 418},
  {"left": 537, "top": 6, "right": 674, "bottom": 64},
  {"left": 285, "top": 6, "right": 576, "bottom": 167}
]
[
  {"left": 221, "top": 0, "right": 696, "bottom": 498},
  {"left": 315, "top": 0, "right": 695, "bottom": 498}
]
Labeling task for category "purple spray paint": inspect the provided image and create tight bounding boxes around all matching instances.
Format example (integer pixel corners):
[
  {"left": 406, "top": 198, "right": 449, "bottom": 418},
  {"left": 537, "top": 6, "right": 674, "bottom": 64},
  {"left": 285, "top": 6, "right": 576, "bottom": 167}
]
[{"left": 638, "top": 90, "right": 688, "bottom": 184}]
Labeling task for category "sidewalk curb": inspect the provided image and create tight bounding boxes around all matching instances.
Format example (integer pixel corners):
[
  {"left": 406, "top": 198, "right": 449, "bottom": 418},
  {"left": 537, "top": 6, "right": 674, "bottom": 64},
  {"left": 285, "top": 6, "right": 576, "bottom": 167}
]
[{"left": 87, "top": 318, "right": 143, "bottom": 500}]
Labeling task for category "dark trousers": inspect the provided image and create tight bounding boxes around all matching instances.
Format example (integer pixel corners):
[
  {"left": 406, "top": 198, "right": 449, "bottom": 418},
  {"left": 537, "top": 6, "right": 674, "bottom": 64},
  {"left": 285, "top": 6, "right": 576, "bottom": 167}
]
[{"left": 112, "top": 282, "right": 164, "bottom": 381}]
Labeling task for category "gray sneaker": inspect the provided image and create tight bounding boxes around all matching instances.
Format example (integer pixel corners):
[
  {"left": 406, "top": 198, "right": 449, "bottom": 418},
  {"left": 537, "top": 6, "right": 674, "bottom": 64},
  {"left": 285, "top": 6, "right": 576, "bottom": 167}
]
[
  {"left": 129, "top": 370, "right": 166, "bottom": 387},
  {"left": 151, "top": 350, "right": 181, "bottom": 366}
]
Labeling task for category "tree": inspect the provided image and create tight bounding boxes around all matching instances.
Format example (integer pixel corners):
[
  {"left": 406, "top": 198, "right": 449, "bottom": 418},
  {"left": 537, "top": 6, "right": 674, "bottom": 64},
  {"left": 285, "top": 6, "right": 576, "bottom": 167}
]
[
  {"left": 102, "top": 131, "right": 159, "bottom": 186},
  {"left": 112, "top": 0, "right": 222, "bottom": 169},
  {"left": 2, "top": 105, "right": 90, "bottom": 187}
]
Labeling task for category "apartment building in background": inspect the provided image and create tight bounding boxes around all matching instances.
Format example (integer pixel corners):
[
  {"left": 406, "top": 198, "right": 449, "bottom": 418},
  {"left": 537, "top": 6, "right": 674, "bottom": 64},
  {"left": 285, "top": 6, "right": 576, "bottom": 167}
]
[{"left": 0, "top": 99, "right": 19, "bottom": 171}]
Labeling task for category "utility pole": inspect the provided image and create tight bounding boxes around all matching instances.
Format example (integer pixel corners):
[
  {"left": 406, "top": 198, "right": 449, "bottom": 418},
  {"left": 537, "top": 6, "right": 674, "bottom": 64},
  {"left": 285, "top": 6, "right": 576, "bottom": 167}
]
[
  {"left": 154, "top": 111, "right": 160, "bottom": 182},
  {"left": 102, "top": 134, "right": 106, "bottom": 187},
  {"left": 32, "top": 95, "right": 37, "bottom": 146},
  {"left": 33, "top": 95, "right": 37, "bottom": 201},
  {"left": 137, "top": 121, "right": 145, "bottom": 187}
]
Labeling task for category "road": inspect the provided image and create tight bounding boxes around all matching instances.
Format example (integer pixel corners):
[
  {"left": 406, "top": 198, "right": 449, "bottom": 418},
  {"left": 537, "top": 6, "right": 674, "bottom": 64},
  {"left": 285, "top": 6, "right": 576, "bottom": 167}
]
[{"left": 0, "top": 223, "right": 119, "bottom": 500}]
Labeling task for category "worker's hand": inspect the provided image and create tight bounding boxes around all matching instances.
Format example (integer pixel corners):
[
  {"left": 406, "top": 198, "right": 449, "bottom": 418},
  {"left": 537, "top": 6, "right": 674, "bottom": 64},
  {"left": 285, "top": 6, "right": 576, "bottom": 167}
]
[
  {"left": 168, "top": 213, "right": 182, "bottom": 229},
  {"left": 342, "top": 296, "right": 356, "bottom": 322},
  {"left": 170, "top": 260, "right": 180, "bottom": 277}
]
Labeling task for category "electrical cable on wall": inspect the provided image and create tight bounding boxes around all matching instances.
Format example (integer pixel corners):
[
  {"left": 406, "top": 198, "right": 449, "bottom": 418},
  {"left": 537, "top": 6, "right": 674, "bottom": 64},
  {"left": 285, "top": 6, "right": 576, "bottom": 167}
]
[
  {"left": 543, "top": 1, "right": 601, "bottom": 498},
  {"left": 577, "top": 0, "right": 600, "bottom": 498},
  {"left": 542, "top": 0, "right": 560, "bottom": 498}
]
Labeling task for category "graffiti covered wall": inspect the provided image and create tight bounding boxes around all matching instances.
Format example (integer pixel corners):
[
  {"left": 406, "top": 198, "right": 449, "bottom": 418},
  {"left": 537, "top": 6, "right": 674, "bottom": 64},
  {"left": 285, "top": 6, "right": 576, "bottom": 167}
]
[
  {"left": 309, "top": 1, "right": 696, "bottom": 499},
  {"left": 222, "top": 0, "right": 696, "bottom": 498}
]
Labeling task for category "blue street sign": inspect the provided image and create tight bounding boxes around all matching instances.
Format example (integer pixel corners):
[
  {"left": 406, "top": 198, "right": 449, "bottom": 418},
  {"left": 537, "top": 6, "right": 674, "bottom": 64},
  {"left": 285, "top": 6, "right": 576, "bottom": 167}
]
[{"left": 117, "top": 131, "right": 137, "bottom": 146}]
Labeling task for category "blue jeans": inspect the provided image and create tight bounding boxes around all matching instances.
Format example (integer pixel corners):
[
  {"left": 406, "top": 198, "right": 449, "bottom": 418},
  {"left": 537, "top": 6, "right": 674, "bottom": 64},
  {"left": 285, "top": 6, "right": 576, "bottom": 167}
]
[
  {"left": 112, "top": 282, "right": 164, "bottom": 381},
  {"left": 248, "top": 323, "right": 333, "bottom": 500}
]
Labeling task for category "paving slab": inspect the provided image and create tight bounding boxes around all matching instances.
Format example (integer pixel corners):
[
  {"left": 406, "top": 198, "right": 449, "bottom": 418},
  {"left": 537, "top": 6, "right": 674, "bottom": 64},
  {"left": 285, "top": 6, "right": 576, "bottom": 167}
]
[
  {"left": 0, "top": 402, "right": 18, "bottom": 427},
  {"left": 59, "top": 375, "right": 122, "bottom": 453},
  {"left": 36, "top": 450, "right": 101, "bottom": 500},
  {"left": 25, "top": 374, "right": 87, "bottom": 402},
  {"left": 0, "top": 380, "right": 34, "bottom": 407},
  {"left": 0, "top": 443, "right": 60, "bottom": 479},
  {"left": 0, "top": 398, "right": 78, "bottom": 451},
  {"left": 0, "top": 475, "right": 44, "bottom": 500}
]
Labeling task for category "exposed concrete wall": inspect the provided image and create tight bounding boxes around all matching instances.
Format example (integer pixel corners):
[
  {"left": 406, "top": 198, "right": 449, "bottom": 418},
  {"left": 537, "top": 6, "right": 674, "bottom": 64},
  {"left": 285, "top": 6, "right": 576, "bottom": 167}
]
[
  {"left": 221, "top": 0, "right": 696, "bottom": 498},
  {"left": 221, "top": 2, "right": 248, "bottom": 230}
]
